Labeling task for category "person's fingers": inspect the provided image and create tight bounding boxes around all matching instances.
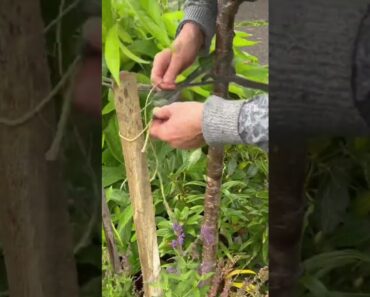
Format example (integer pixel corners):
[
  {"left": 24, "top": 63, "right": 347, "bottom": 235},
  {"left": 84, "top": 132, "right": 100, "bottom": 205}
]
[
  {"left": 82, "top": 17, "right": 102, "bottom": 50},
  {"left": 73, "top": 56, "right": 101, "bottom": 117},
  {"left": 152, "top": 106, "right": 171, "bottom": 121},
  {"left": 162, "top": 52, "right": 185, "bottom": 88},
  {"left": 149, "top": 120, "right": 160, "bottom": 138},
  {"left": 151, "top": 49, "right": 172, "bottom": 87},
  {"left": 150, "top": 119, "right": 167, "bottom": 140}
]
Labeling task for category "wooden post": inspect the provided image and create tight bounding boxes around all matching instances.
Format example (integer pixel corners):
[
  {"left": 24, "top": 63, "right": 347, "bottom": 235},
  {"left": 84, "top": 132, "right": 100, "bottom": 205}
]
[{"left": 113, "top": 72, "right": 161, "bottom": 297}]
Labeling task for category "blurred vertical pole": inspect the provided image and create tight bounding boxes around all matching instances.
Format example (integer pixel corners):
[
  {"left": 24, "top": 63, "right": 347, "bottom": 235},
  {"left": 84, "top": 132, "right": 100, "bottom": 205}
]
[
  {"left": 269, "top": 1, "right": 370, "bottom": 296},
  {"left": 269, "top": 137, "right": 307, "bottom": 296},
  {"left": 0, "top": 1, "right": 79, "bottom": 296}
]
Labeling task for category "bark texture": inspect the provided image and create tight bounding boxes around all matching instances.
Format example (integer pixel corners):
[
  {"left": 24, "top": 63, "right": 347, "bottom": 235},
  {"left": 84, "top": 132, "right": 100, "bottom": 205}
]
[
  {"left": 200, "top": 0, "right": 242, "bottom": 282},
  {"left": 0, "top": 1, "right": 79, "bottom": 296},
  {"left": 270, "top": 0, "right": 370, "bottom": 137},
  {"left": 353, "top": 4, "right": 370, "bottom": 126},
  {"left": 269, "top": 137, "right": 307, "bottom": 297},
  {"left": 113, "top": 72, "right": 161, "bottom": 297}
]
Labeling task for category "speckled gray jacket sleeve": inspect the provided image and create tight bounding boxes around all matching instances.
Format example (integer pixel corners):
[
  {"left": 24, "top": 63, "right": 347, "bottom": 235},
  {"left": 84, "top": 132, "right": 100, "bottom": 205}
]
[
  {"left": 202, "top": 94, "right": 269, "bottom": 150},
  {"left": 176, "top": 0, "right": 217, "bottom": 54}
]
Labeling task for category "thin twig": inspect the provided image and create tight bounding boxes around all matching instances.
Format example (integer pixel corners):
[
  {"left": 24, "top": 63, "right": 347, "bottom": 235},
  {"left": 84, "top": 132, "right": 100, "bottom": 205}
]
[
  {"left": 102, "top": 190, "right": 123, "bottom": 274},
  {"left": 137, "top": 76, "right": 268, "bottom": 93},
  {"left": 150, "top": 141, "right": 175, "bottom": 220},
  {"left": 43, "top": 0, "right": 80, "bottom": 34},
  {"left": 72, "top": 126, "right": 100, "bottom": 255},
  {"left": 0, "top": 57, "right": 79, "bottom": 126},
  {"left": 220, "top": 278, "right": 233, "bottom": 297},
  {"left": 57, "top": 0, "right": 66, "bottom": 76},
  {"left": 45, "top": 56, "right": 80, "bottom": 161},
  {"left": 102, "top": 81, "right": 113, "bottom": 88}
]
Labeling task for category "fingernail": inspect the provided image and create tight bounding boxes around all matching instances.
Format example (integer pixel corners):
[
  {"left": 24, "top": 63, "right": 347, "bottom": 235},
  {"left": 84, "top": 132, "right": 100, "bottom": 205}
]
[{"left": 152, "top": 107, "right": 160, "bottom": 115}]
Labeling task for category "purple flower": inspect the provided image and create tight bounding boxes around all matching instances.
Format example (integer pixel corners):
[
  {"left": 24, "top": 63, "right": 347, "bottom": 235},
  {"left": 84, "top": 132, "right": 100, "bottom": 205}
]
[
  {"left": 166, "top": 266, "right": 178, "bottom": 274},
  {"left": 171, "top": 222, "right": 185, "bottom": 249},
  {"left": 178, "top": 233, "right": 185, "bottom": 246},
  {"left": 171, "top": 239, "right": 179, "bottom": 249},
  {"left": 173, "top": 223, "right": 183, "bottom": 235}
]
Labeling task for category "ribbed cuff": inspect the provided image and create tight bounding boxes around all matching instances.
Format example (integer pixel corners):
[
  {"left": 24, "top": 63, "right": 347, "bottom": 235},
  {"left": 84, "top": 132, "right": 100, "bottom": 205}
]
[
  {"left": 202, "top": 96, "right": 244, "bottom": 145},
  {"left": 176, "top": 6, "right": 216, "bottom": 55}
]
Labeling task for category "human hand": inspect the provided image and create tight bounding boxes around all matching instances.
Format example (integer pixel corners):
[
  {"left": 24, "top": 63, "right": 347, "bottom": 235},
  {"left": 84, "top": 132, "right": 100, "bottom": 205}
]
[
  {"left": 73, "top": 17, "right": 101, "bottom": 117},
  {"left": 151, "top": 22, "right": 204, "bottom": 90},
  {"left": 150, "top": 102, "right": 205, "bottom": 149}
]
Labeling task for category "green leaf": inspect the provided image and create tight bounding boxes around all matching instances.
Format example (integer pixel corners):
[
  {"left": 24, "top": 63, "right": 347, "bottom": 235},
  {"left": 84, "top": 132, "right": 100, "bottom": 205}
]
[
  {"left": 102, "top": 166, "right": 124, "bottom": 187},
  {"left": 105, "top": 187, "right": 128, "bottom": 205},
  {"left": 318, "top": 169, "right": 350, "bottom": 234},
  {"left": 128, "top": 39, "right": 160, "bottom": 58},
  {"left": 120, "top": 42, "right": 150, "bottom": 64},
  {"left": 117, "top": 205, "right": 133, "bottom": 235},
  {"left": 187, "top": 148, "right": 202, "bottom": 168},
  {"left": 117, "top": 27, "right": 133, "bottom": 43},
  {"left": 233, "top": 35, "right": 258, "bottom": 47},
  {"left": 227, "top": 156, "right": 238, "bottom": 176},
  {"left": 102, "top": 100, "right": 115, "bottom": 115},
  {"left": 105, "top": 24, "right": 121, "bottom": 84},
  {"left": 162, "top": 11, "right": 184, "bottom": 37},
  {"left": 303, "top": 250, "right": 370, "bottom": 277},
  {"left": 102, "top": 90, "right": 115, "bottom": 115},
  {"left": 329, "top": 292, "right": 370, "bottom": 297},
  {"left": 300, "top": 275, "right": 329, "bottom": 297},
  {"left": 102, "top": 0, "right": 113, "bottom": 39},
  {"left": 139, "top": 0, "right": 162, "bottom": 26},
  {"left": 124, "top": 0, "right": 170, "bottom": 47},
  {"left": 104, "top": 116, "right": 124, "bottom": 163}
]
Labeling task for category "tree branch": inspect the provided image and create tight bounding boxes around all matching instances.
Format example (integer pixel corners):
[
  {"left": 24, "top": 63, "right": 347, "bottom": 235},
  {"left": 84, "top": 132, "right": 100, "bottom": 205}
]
[{"left": 200, "top": 0, "right": 242, "bottom": 286}]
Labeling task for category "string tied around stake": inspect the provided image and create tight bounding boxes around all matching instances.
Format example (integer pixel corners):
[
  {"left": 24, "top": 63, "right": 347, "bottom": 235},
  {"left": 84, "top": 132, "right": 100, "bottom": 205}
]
[{"left": 118, "top": 82, "right": 159, "bottom": 153}]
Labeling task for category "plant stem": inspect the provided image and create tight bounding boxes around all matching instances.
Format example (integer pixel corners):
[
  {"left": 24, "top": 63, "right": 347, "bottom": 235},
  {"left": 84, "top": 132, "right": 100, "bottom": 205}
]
[{"left": 102, "top": 190, "right": 123, "bottom": 274}]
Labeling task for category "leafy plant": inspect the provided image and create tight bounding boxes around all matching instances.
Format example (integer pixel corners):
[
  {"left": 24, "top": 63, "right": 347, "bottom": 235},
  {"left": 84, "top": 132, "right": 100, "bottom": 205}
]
[
  {"left": 102, "top": 0, "right": 268, "bottom": 296},
  {"left": 299, "top": 138, "right": 370, "bottom": 296}
]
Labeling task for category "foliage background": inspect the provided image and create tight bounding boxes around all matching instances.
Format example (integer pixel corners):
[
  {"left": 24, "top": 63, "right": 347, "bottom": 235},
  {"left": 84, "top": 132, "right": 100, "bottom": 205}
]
[
  {"left": 299, "top": 138, "right": 370, "bottom": 296},
  {"left": 102, "top": 0, "right": 268, "bottom": 296}
]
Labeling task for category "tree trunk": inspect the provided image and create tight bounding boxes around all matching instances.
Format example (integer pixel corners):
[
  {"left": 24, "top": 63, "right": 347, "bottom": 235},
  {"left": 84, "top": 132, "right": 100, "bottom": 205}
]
[
  {"left": 270, "top": 0, "right": 370, "bottom": 137},
  {"left": 0, "top": 1, "right": 79, "bottom": 296},
  {"left": 269, "top": 137, "right": 307, "bottom": 297},
  {"left": 200, "top": 0, "right": 242, "bottom": 284}
]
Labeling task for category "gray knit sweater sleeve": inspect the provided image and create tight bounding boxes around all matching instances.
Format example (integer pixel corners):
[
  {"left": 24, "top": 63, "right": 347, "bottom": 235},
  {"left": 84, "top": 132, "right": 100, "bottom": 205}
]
[
  {"left": 202, "top": 94, "right": 269, "bottom": 150},
  {"left": 176, "top": 0, "right": 218, "bottom": 54}
]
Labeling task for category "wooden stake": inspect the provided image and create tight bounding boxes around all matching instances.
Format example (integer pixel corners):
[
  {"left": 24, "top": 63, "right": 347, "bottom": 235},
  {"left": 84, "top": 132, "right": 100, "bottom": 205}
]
[{"left": 113, "top": 71, "right": 161, "bottom": 297}]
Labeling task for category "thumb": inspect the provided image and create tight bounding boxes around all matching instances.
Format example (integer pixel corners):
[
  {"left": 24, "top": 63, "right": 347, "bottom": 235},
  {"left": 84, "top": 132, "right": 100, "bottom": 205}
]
[{"left": 152, "top": 106, "right": 171, "bottom": 120}]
